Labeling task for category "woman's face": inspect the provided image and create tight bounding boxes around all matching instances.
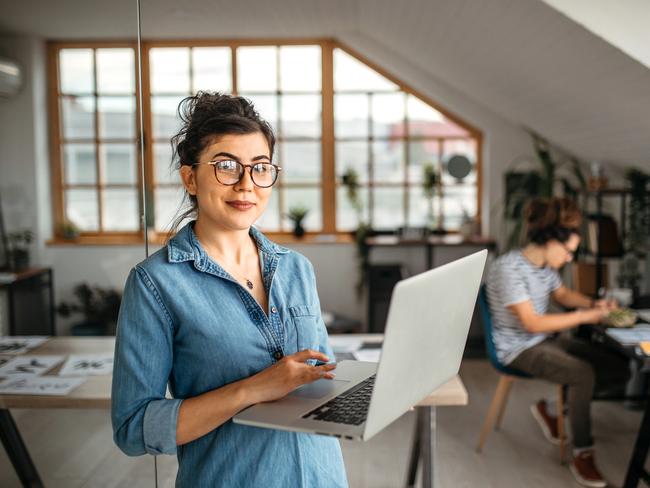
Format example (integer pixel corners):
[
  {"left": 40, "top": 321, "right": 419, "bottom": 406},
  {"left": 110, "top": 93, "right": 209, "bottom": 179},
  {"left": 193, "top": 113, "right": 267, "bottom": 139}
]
[
  {"left": 180, "top": 131, "right": 273, "bottom": 232},
  {"left": 545, "top": 233, "right": 580, "bottom": 269}
]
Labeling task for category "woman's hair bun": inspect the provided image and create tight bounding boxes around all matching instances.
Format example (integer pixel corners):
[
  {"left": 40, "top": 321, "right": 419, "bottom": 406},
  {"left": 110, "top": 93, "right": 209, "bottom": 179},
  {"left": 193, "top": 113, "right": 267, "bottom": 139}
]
[{"left": 524, "top": 197, "right": 581, "bottom": 245}]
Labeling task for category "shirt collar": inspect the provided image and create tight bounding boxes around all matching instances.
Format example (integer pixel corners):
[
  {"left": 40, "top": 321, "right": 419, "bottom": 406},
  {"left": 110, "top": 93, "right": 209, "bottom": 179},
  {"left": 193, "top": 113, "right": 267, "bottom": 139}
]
[{"left": 167, "top": 221, "right": 289, "bottom": 265}]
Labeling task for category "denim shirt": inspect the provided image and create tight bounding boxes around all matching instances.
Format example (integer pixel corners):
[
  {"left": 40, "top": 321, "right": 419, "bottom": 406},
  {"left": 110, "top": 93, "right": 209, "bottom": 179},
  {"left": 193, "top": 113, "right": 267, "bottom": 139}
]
[{"left": 111, "top": 222, "right": 348, "bottom": 487}]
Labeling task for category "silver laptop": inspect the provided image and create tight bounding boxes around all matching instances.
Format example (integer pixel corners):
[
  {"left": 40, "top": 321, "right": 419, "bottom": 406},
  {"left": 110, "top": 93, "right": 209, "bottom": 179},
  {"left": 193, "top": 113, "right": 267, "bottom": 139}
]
[{"left": 233, "top": 250, "right": 487, "bottom": 441}]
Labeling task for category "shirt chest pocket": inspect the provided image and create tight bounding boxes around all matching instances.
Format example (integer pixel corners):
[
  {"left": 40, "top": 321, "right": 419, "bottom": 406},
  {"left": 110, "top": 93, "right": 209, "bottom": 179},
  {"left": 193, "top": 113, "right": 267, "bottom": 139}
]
[{"left": 288, "top": 304, "right": 320, "bottom": 353}]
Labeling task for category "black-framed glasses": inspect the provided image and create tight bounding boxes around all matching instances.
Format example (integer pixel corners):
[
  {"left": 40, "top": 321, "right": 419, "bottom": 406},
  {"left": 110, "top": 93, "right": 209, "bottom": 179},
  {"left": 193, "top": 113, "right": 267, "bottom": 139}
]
[{"left": 192, "top": 160, "right": 281, "bottom": 188}]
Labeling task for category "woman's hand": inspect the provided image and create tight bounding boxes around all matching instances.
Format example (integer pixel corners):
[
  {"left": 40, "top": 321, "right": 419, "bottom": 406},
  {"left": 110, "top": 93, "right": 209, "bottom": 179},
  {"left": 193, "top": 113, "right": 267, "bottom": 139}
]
[
  {"left": 242, "top": 349, "right": 337, "bottom": 405},
  {"left": 594, "top": 298, "right": 618, "bottom": 311}
]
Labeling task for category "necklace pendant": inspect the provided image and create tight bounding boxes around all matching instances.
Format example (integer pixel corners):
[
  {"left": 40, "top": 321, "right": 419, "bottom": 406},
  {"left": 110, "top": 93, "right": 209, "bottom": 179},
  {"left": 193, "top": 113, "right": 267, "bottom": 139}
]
[{"left": 246, "top": 279, "right": 254, "bottom": 290}]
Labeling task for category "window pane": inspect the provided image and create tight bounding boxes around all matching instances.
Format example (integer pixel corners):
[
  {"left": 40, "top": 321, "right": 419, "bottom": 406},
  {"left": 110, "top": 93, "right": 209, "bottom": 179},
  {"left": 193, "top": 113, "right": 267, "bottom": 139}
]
[
  {"left": 408, "top": 186, "right": 440, "bottom": 228},
  {"left": 408, "top": 140, "right": 440, "bottom": 183},
  {"left": 337, "top": 186, "right": 368, "bottom": 231},
  {"left": 61, "top": 96, "right": 95, "bottom": 139},
  {"left": 335, "top": 94, "right": 368, "bottom": 139},
  {"left": 280, "top": 45, "right": 321, "bottom": 92},
  {"left": 442, "top": 139, "right": 477, "bottom": 184},
  {"left": 64, "top": 144, "right": 96, "bottom": 184},
  {"left": 373, "top": 139, "right": 404, "bottom": 182},
  {"left": 372, "top": 93, "right": 405, "bottom": 138},
  {"left": 152, "top": 96, "right": 185, "bottom": 140},
  {"left": 98, "top": 96, "right": 135, "bottom": 139},
  {"left": 154, "top": 185, "right": 185, "bottom": 232},
  {"left": 254, "top": 189, "right": 280, "bottom": 231},
  {"left": 282, "top": 141, "right": 320, "bottom": 183},
  {"left": 150, "top": 48, "right": 190, "bottom": 94},
  {"left": 407, "top": 95, "right": 468, "bottom": 138},
  {"left": 334, "top": 49, "right": 398, "bottom": 92},
  {"left": 96, "top": 48, "right": 134, "bottom": 94},
  {"left": 240, "top": 94, "right": 278, "bottom": 129},
  {"left": 65, "top": 189, "right": 98, "bottom": 231},
  {"left": 102, "top": 189, "right": 139, "bottom": 231},
  {"left": 372, "top": 187, "right": 404, "bottom": 229},
  {"left": 237, "top": 46, "right": 277, "bottom": 93},
  {"left": 281, "top": 95, "right": 321, "bottom": 138},
  {"left": 59, "top": 49, "right": 94, "bottom": 94},
  {"left": 154, "top": 142, "right": 177, "bottom": 184},
  {"left": 192, "top": 47, "right": 232, "bottom": 93},
  {"left": 101, "top": 144, "right": 137, "bottom": 185},
  {"left": 284, "top": 187, "right": 321, "bottom": 231},
  {"left": 441, "top": 185, "right": 477, "bottom": 230},
  {"left": 336, "top": 141, "right": 369, "bottom": 184}
]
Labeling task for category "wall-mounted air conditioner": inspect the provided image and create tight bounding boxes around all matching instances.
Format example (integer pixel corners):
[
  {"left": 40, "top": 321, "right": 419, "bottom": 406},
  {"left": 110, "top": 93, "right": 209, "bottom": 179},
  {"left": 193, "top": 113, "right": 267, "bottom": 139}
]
[{"left": 0, "top": 57, "right": 23, "bottom": 98}]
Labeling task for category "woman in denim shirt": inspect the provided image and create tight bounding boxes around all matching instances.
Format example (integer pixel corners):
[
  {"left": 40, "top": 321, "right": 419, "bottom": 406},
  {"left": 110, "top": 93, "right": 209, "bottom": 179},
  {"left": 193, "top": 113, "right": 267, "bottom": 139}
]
[{"left": 111, "top": 92, "right": 348, "bottom": 487}]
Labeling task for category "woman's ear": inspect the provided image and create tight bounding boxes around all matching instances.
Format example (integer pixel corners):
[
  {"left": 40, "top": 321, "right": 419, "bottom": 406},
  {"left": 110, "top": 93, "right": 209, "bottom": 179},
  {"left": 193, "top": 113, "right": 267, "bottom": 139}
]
[{"left": 179, "top": 165, "right": 197, "bottom": 195}]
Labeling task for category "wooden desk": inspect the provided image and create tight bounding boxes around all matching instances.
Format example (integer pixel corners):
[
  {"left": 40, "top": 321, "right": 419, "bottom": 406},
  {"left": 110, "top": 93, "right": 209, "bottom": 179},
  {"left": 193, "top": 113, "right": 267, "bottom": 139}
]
[{"left": 0, "top": 336, "right": 467, "bottom": 488}]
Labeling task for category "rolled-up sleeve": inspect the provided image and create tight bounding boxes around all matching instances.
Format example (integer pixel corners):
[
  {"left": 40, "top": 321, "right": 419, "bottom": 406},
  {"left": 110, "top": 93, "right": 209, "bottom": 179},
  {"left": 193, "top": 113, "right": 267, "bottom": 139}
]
[{"left": 111, "top": 266, "right": 182, "bottom": 456}]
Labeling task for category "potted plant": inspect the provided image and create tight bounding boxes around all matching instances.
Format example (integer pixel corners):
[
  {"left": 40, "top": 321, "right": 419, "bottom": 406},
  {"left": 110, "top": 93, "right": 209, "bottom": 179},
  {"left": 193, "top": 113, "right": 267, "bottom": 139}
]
[
  {"left": 341, "top": 168, "right": 374, "bottom": 296},
  {"left": 7, "top": 229, "right": 34, "bottom": 270},
  {"left": 57, "top": 283, "right": 122, "bottom": 336},
  {"left": 422, "top": 162, "right": 440, "bottom": 233},
  {"left": 503, "top": 133, "right": 587, "bottom": 249},
  {"left": 286, "top": 206, "right": 309, "bottom": 238},
  {"left": 59, "top": 220, "right": 80, "bottom": 240}
]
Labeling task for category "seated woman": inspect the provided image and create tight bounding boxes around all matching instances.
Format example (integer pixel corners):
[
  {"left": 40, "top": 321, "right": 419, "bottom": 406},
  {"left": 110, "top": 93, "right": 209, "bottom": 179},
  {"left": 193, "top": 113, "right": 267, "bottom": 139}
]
[{"left": 487, "top": 197, "right": 630, "bottom": 488}]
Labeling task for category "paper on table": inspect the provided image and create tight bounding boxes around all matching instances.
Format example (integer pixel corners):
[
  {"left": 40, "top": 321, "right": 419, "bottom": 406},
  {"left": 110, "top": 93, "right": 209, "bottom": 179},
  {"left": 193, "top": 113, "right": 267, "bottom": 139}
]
[
  {"left": 0, "top": 336, "right": 49, "bottom": 355},
  {"left": 353, "top": 348, "right": 382, "bottom": 363},
  {"left": 0, "top": 376, "right": 86, "bottom": 396},
  {"left": 58, "top": 354, "right": 114, "bottom": 376},
  {"left": 606, "top": 325, "right": 650, "bottom": 345},
  {"left": 0, "top": 355, "right": 11, "bottom": 368},
  {"left": 0, "top": 355, "right": 65, "bottom": 378}
]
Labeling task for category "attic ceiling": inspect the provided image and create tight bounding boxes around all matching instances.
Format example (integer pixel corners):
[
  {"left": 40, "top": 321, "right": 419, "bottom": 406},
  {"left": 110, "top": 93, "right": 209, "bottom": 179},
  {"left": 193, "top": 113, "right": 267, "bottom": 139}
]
[{"left": 1, "top": 0, "right": 648, "bottom": 168}]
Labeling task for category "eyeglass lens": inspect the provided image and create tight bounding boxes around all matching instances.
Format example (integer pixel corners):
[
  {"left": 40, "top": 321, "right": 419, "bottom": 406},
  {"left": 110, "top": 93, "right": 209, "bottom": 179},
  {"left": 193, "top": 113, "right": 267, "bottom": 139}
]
[{"left": 214, "top": 160, "right": 278, "bottom": 187}]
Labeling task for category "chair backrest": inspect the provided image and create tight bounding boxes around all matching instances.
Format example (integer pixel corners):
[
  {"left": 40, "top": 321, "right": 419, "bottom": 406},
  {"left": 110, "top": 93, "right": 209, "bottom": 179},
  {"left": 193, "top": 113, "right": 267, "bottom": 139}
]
[{"left": 478, "top": 284, "right": 531, "bottom": 378}]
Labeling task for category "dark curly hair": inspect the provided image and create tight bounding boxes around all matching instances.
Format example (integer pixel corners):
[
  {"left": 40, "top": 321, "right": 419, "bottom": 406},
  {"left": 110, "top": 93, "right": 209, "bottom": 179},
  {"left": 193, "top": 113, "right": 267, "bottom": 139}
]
[
  {"left": 167, "top": 92, "right": 276, "bottom": 235},
  {"left": 525, "top": 197, "right": 581, "bottom": 245}
]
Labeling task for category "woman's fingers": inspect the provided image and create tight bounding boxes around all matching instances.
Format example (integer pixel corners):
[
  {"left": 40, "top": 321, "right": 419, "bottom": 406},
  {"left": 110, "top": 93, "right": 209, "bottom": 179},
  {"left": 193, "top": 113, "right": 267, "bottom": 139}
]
[{"left": 291, "top": 349, "right": 330, "bottom": 363}]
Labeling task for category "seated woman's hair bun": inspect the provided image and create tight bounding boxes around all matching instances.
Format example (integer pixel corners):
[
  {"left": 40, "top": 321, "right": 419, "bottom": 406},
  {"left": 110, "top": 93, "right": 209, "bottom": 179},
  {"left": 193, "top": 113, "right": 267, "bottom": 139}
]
[{"left": 524, "top": 197, "right": 581, "bottom": 245}]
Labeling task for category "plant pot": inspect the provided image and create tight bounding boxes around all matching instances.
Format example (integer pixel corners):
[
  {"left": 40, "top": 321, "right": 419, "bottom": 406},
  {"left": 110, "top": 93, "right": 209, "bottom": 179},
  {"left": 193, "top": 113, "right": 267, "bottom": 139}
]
[
  {"left": 293, "top": 223, "right": 305, "bottom": 238},
  {"left": 9, "top": 249, "right": 30, "bottom": 270}
]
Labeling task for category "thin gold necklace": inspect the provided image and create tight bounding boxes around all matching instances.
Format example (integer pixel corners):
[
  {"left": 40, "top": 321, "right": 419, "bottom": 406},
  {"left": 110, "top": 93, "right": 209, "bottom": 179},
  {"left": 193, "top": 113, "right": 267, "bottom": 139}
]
[{"left": 214, "top": 254, "right": 256, "bottom": 290}]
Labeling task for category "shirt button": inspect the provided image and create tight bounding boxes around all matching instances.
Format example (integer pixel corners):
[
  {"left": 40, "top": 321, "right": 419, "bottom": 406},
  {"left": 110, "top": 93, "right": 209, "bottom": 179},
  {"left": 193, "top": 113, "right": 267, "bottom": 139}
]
[
  {"left": 271, "top": 306, "right": 277, "bottom": 314},
  {"left": 273, "top": 351, "right": 283, "bottom": 360}
]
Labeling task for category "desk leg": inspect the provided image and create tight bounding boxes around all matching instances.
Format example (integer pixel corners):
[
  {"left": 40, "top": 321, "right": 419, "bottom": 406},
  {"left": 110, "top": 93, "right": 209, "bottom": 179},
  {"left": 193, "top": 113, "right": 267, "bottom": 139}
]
[
  {"left": 0, "top": 409, "right": 44, "bottom": 488},
  {"left": 406, "top": 409, "right": 421, "bottom": 487},
  {"left": 421, "top": 406, "right": 437, "bottom": 488},
  {"left": 623, "top": 399, "right": 650, "bottom": 488}
]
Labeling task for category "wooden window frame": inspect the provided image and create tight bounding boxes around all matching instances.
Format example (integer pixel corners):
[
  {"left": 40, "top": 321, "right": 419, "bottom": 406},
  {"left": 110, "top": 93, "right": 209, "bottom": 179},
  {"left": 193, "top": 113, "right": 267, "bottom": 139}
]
[{"left": 48, "top": 38, "right": 482, "bottom": 245}]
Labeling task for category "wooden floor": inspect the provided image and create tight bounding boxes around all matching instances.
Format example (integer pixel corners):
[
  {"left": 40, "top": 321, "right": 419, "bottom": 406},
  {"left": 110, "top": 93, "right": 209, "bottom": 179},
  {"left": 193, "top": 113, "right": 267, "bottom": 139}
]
[{"left": 1, "top": 360, "right": 647, "bottom": 487}]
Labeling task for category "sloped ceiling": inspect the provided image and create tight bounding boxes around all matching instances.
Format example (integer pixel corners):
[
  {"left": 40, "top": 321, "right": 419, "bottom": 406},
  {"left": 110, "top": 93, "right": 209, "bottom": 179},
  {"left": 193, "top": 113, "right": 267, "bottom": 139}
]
[{"left": 1, "top": 0, "right": 649, "bottom": 167}]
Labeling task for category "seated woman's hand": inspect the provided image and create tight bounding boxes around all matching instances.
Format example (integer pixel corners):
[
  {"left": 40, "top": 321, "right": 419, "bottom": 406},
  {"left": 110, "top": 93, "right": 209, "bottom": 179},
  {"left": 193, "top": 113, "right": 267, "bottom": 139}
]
[
  {"left": 579, "top": 307, "right": 609, "bottom": 325},
  {"left": 242, "top": 350, "right": 337, "bottom": 405},
  {"left": 594, "top": 298, "right": 618, "bottom": 311}
]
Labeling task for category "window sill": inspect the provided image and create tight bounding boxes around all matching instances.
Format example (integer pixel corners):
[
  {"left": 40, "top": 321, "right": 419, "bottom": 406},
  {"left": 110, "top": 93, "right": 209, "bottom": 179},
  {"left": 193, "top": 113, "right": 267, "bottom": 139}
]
[{"left": 46, "top": 232, "right": 356, "bottom": 247}]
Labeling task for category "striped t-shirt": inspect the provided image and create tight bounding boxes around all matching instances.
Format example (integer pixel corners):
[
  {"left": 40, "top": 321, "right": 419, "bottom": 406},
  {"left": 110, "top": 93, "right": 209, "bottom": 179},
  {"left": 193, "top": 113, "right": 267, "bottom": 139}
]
[{"left": 486, "top": 250, "right": 563, "bottom": 365}]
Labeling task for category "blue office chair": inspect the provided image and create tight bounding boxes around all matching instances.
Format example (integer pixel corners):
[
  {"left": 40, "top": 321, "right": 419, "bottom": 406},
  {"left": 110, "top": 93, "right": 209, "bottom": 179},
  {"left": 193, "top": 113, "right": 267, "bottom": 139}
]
[{"left": 476, "top": 284, "right": 567, "bottom": 462}]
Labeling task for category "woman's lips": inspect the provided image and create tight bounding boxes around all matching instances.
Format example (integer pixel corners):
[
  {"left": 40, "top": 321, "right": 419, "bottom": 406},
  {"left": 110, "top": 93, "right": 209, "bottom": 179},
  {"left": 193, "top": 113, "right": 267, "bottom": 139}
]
[{"left": 226, "top": 201, "right": 255, "bottom": 211}]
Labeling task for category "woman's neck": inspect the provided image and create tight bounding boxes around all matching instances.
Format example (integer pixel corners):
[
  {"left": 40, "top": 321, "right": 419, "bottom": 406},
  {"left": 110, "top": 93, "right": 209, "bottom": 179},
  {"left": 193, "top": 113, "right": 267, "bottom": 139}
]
[
  {"left": 521, "top": 244, "right": 547, "bottom": 268},
  {"left": 193, "top": 216, "right": 256, "bottom": 265}
]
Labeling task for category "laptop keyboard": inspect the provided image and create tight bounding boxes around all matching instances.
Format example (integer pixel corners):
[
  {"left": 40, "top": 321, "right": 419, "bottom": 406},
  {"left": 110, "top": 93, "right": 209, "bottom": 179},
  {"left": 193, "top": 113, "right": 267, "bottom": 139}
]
[{"left": 302, "top": 374, "right": 376, "bottom": 426}]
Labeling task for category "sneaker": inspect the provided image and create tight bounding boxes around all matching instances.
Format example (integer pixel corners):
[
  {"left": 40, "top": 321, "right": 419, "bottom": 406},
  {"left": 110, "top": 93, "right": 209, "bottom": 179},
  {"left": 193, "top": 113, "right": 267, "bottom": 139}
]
[
  {"left": 530, "top": 400, "right": 561, "bottom": 445},
  {"left": 569, "top": 450, "right": 607, "bottom": 487}
]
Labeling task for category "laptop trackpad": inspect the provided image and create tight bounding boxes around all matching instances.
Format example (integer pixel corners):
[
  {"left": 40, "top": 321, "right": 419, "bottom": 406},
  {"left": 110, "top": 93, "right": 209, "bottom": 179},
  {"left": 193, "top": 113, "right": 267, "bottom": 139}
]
[{"left": 290, "top": 379, "right": 350, "bottom": 399}]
